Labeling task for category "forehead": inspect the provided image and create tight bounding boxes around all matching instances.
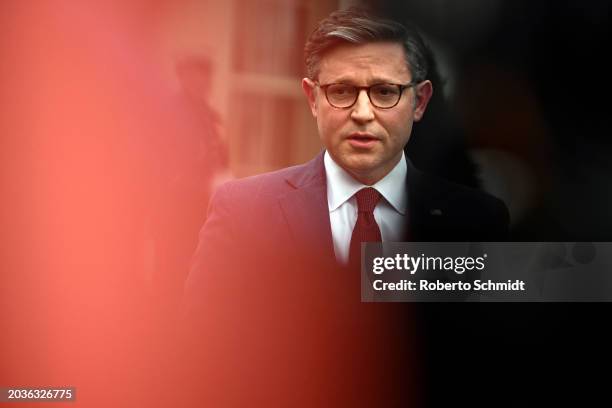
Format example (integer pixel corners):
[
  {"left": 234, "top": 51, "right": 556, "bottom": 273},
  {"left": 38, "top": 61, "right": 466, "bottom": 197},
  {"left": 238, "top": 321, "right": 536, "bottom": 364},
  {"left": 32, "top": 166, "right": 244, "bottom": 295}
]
[{"left": 317, "top": 41, "right": 411, "bottom": 83}]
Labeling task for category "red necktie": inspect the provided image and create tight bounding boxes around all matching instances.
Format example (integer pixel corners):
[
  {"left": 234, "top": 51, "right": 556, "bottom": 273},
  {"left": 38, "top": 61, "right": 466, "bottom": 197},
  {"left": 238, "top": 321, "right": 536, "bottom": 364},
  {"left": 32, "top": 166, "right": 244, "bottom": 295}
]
[{"left": 348, "top": 188, "right": 382, "bottom": 266}]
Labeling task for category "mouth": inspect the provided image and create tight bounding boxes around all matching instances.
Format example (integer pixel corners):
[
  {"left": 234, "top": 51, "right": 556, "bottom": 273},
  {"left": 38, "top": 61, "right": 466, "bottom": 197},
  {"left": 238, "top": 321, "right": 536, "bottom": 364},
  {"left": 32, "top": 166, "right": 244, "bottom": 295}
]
[{"left": 346, "top": 132, "right": 380, "bottom": 149}]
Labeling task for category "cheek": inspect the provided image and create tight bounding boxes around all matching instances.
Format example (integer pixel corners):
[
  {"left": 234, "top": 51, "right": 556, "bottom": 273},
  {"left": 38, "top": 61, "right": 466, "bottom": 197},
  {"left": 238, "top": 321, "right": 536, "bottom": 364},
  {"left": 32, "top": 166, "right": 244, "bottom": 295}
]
[
  {"left": 390, "top": 112, "right": 414, "bottom": 139},
  {"left": 317, "top": 110, "right": 345, "bottom": 143}
]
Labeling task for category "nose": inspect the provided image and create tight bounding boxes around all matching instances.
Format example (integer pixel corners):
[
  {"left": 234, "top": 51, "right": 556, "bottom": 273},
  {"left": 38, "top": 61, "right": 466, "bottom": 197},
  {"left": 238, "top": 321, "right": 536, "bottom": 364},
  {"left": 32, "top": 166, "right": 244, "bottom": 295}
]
[{"left": 350, "top": 89, "right": 375, "bottom": 123}]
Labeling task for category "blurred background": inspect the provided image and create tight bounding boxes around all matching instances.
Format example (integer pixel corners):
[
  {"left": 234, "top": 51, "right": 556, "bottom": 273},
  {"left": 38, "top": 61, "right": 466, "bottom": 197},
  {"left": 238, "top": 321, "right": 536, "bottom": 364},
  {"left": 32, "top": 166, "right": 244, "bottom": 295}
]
[{"left": 1, "top": 0, "right": 610, "bottom": 406}]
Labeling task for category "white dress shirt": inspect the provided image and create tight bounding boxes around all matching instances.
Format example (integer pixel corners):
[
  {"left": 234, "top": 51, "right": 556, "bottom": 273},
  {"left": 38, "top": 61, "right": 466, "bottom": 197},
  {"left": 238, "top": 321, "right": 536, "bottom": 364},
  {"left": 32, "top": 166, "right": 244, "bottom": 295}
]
[{"left": 324, "top": 151, "right": 408, "bottom": 265}]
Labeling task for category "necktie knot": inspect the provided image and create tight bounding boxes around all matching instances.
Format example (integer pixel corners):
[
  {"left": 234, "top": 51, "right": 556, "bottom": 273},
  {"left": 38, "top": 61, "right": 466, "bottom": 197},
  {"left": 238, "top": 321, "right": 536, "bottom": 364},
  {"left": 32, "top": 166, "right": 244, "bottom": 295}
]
[{"left": 355, "top": 188, "right": 381, "bottom": 213}]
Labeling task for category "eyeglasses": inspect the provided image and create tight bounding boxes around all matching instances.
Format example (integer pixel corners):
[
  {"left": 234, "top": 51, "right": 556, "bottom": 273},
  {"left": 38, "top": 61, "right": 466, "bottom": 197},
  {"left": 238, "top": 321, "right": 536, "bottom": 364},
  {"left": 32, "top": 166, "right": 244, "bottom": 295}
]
[{"left": 315, "top": 81, "right": 415, "bottom": 109}]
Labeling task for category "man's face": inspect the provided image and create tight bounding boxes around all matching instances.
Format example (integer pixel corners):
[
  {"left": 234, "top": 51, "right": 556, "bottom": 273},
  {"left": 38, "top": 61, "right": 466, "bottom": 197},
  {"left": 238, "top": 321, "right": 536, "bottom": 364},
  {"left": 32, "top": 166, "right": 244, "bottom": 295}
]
[{"left": 302, "top": 42, "right": 432, "bottom": 185}]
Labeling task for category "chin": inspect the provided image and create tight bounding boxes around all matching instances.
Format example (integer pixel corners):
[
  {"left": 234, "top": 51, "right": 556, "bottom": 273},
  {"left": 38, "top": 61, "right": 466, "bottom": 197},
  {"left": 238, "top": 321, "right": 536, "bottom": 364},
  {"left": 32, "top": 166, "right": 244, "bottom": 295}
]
[{"left": 343, "top": 161, "right": 378, "bottom": 177}]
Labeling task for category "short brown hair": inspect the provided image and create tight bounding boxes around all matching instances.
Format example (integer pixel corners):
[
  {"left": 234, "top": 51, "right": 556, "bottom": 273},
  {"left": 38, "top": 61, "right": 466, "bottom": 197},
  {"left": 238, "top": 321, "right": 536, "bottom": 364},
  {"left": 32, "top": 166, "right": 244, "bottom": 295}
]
[{"left": 304, "top": 8, "right": 430, "bottom": 83}]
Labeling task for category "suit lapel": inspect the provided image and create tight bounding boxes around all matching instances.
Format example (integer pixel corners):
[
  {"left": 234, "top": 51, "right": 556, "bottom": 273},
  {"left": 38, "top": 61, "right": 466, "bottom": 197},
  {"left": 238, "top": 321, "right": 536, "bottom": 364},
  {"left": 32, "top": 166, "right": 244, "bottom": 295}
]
[
  {"left": 405, "top": 159, "right": 453, "bottom": 240},
  {"left": 278, "top": 153, "right": 336, "bottom": 263}
]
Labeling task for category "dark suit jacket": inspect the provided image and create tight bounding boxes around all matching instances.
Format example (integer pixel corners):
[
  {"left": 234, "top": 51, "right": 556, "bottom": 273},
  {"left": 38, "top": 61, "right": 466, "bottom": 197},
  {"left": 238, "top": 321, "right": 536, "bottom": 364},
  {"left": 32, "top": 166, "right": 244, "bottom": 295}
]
[
  {"left": 188, "top": 151, "right": 507, "bottom": 268},
  {"left": 182, "top": 152, "right": 508, "bottom": 407}
]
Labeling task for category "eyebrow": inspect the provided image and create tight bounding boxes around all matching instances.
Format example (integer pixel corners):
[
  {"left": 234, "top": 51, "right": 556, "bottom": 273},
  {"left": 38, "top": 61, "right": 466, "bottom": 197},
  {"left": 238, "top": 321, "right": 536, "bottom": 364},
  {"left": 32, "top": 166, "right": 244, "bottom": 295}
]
[{"left": 324, "top": 76, "right": 408, "bottom": 84}]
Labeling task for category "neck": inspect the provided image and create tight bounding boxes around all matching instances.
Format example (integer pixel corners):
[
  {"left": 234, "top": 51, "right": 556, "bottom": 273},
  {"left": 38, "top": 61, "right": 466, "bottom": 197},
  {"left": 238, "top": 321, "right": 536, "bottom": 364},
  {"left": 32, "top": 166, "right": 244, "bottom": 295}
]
[{"left": 348, "top": 171, "right": 385, "bottom": 186}]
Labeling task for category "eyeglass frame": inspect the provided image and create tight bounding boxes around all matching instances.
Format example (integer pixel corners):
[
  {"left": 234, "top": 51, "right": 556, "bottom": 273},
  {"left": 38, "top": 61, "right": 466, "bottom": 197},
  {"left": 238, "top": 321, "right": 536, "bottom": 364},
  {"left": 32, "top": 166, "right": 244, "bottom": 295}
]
[{"left": 314, "top": 81, "right": 417, "bottom": 109}]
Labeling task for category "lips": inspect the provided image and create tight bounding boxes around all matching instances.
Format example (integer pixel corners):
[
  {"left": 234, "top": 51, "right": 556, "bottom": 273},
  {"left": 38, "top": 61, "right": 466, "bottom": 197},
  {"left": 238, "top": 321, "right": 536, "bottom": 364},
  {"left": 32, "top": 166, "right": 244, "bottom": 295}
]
[{"left": 347, "top": 132, "right": 379, "bottom": 148}]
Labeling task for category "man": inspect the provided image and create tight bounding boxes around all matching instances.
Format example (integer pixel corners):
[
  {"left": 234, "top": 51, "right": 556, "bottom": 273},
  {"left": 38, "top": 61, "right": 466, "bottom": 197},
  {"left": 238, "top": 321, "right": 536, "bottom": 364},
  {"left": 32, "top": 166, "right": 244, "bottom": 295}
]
[{"left": 182, "top": 8, "right": 508, "bottom": 407}]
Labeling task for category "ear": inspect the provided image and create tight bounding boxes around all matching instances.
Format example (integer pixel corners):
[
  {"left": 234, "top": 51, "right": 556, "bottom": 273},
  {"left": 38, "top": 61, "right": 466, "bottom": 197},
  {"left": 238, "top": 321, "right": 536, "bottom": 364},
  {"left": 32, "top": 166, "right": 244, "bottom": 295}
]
[
  {"left": 301, "top": 77, "right": 318, "bottom": 118},
  {"left": 412, "top": 80, "right": 433, "bottom": 122}
]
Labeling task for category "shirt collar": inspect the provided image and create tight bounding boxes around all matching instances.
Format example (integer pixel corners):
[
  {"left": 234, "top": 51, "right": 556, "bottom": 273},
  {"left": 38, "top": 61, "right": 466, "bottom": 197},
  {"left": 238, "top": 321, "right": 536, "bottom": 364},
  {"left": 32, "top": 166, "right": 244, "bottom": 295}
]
[{"left": 324, "top": 150, "right": 407, "bottom": 214}]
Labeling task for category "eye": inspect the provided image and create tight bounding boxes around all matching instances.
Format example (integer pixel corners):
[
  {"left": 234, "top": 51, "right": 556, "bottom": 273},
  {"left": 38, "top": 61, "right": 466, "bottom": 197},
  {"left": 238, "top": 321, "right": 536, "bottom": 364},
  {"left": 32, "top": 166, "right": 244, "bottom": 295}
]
[
  {"left": 371, "top": 84, "right": 399, "bottom": 97},
  {"left": 328, "top": 84, "right": 354, "bottom": 96}
]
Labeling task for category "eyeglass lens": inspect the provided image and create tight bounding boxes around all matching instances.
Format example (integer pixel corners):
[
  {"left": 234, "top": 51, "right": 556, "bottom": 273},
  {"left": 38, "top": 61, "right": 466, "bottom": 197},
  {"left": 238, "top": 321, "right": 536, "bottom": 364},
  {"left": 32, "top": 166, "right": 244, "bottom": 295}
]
[{"left": 326, "top": 84, "right": 402, "bottom": 108}]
